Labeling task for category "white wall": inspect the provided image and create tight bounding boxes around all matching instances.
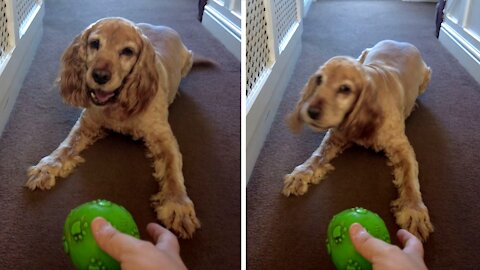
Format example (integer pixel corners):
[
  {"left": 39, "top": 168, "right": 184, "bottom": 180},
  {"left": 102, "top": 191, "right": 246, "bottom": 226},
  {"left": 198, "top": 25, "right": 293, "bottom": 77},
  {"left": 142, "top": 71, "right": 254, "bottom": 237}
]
[
  {"left": 439, "top": 0, "right": 480, "bottom": 85},
  {"left": 0, "top": 0, "right": 44, "bottom": 137}
]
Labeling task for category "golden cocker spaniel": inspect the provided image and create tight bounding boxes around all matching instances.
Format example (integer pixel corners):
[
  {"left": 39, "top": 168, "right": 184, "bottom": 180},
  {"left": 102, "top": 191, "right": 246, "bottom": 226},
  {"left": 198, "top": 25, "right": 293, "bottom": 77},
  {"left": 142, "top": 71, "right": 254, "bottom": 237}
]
[
  {"left": 284, "top": 40, "right": 434, "bottom": 241},
  {"left": 26, "top": 17, "right": 200, "bottom": 239}
]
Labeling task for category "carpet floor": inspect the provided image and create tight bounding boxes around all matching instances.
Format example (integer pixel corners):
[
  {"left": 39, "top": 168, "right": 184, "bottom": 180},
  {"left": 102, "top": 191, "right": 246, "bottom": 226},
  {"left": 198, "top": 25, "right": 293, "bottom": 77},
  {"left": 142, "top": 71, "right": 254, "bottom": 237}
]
[
  {"left": 0, "top": 0, "right": 240, "bottom": 269},
  {"left": 247, "top": 1, "right": 480, "bottom": 269}
]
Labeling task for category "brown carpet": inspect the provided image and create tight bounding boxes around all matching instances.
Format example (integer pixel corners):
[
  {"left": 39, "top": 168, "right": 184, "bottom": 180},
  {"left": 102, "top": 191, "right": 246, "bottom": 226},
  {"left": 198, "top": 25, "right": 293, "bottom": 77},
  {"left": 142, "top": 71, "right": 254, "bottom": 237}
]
[
  {"left": 0, "top": 0, "right": 240, "bottom": 269},
  {"left": 247, "top": 1, "right": 480, "bottom": 269}
]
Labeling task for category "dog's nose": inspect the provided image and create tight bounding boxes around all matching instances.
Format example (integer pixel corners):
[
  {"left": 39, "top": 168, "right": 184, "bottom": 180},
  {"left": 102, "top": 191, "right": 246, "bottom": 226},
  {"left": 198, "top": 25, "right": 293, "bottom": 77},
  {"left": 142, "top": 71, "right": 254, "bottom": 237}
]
[
  {"left": 307, "top": 107, "right": 321, "bottom": 120},
  {"left": 92, "top": 69, "right": 111, "bottom": 85}
]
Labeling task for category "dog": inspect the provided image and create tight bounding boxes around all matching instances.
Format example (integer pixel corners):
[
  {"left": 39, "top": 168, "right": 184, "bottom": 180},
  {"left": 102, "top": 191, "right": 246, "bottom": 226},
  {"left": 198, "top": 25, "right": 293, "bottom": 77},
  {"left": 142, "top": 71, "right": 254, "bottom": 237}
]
[
  {"left": 283, "top": 40, "right": 434, "bottom": 241},
  {"left": 26, "top": 17, "right": 202, "bottom": 239}
]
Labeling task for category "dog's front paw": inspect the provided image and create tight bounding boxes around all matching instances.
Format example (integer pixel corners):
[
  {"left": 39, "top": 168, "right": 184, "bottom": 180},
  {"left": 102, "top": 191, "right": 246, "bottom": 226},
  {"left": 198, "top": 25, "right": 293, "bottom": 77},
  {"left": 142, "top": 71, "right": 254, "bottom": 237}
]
[
  {"left": 283, "top": 166, "right": 314, "bottom": 196},
  {"left": 26, "top": 159, "right": 61, "bottom": 190},
  {"left": 26, "top": 155, "right": 84, "bottom": 190},
  {"left": 282, "top": 163, "right": 334, "bottom": 197},
  {"left": 392, "top": 200, "right": 434, "bottom": 242},
  {"left": 152, "top": 194, "right": 201, "bottom": 239}
]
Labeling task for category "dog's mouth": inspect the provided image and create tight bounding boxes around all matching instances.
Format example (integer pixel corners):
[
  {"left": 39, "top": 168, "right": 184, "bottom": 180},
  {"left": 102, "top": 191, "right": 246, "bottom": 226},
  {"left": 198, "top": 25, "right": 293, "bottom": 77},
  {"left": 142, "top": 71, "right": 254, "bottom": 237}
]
[
  {"left": 88, "top": 88, "right": 120, "bottom": 106},
  {"left": 309, "top": 123, "right": 330, "bottom": 131},
  {"left": 305, "top": 119, "right": 332, "bottom": 131}
]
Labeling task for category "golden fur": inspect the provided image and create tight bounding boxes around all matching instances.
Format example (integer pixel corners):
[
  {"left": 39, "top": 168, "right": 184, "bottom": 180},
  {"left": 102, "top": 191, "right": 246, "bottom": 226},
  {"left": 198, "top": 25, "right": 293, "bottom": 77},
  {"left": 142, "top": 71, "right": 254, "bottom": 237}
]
[
  {"left": 26, "top": 17, "right": 200, "bottom": 239},
  {"left": 283, "top": 40, "right": 434, "bottom": 242}
]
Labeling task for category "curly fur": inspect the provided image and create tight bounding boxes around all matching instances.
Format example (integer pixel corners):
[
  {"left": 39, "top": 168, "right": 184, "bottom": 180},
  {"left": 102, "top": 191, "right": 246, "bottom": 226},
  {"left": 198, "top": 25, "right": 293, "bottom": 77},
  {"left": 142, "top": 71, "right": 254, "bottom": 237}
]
[
  {"left": 26, "top": 17, "right": 200, "bottom": 239},
  {"left": 283, "top": 40, "right": 434, "bottom": 242}
]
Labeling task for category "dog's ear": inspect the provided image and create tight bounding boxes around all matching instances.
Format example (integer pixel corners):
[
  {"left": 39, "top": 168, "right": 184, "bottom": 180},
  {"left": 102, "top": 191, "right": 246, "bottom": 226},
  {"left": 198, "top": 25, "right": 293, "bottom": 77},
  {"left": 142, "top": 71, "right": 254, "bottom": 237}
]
[
  {"left": 286, "top": 74, "right": 319, "bottom": 133},
  {"left": 59, "top": 25, "right": 94, "bottom": 107},
  {"left": 341, "top": 76, "right": 383, "bottom": 140},
  {"left": 118, "top": 30, "right": 159, "bottom": 116}
]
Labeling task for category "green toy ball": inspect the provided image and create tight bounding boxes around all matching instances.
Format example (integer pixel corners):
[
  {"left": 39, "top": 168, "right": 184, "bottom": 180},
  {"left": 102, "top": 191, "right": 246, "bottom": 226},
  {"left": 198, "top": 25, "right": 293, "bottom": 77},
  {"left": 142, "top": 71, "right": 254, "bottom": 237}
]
[
  {"left": 326, "top": 207, "right": 391, "bottom": 270},
  {"left": 63, "top": 199, "right": 140, "bottom": 270}
]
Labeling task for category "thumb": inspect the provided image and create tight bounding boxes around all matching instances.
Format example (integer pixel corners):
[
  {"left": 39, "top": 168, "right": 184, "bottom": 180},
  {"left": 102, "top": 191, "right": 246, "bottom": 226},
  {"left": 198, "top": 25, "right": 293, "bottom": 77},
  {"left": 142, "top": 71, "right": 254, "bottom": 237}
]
[
  {"left": 91, "top": 217, "right": 141, "bottom": 261},
  {"left": 147, "top": 223, "right": 180, "bottom": 253},
  {"left": 397, "top": 229, "right": 424, "bottom": 258},
  {"left": 349, "top": 223, "right": 391, "bottom": 262}
]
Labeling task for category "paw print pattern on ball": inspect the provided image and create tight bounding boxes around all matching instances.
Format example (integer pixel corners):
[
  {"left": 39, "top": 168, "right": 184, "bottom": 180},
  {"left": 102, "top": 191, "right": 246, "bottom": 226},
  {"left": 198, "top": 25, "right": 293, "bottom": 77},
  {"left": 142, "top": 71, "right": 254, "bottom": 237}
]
[
  {"left": 346, "top": 259, "right": 362, "bottom": 270},
  {"left": 332, "top": 223, "right": 348, "bottom": 244},
  {"left": 95, "top": 199, "right": 112, "bottom": 207},
  {"left": 71, "top": 219, "right": 88, "bottom": 241},
  {"left": 63, "top": 236, "right": 69, "bottom": 254},
  {"left": 88, "top": 257, "right": 107, "bottom": 270},
  {"left": 326, "top": 207, "right": 391, "bottom": 270}
]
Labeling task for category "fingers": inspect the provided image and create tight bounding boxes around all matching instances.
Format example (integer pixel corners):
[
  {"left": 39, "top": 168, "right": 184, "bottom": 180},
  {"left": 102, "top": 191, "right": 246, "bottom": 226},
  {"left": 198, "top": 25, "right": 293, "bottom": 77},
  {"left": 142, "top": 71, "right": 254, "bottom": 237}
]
[
  {"left": 397, "top": 229, "right": 424, "bottom": 258},
  {"left": 349, "top": 223, "right": 391, "bottom": 262},
  {"left": 91, "top": 217, "right": 141, "bottom": 261},
  {"left": 147, "top": 222, "right": 180, "bottom": 253}
]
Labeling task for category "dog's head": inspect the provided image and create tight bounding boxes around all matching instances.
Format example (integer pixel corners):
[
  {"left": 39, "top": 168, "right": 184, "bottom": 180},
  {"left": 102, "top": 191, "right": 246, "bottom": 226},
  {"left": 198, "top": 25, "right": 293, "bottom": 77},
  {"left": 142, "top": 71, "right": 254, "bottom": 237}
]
[
  {"left": 288, "top": 56, "right": 381, "bottom": 137},
  {"left": 59, "top": 17, "right": 158, "bottom": 116}
]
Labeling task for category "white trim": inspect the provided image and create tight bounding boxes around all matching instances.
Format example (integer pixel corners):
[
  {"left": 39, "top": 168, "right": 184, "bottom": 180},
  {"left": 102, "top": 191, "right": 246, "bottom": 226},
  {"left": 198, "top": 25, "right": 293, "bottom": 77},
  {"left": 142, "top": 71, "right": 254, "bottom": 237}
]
[
  {"left": 246, "top": 22, "right": 303, "bottom": 182},
  {"left": 279, "top": 21, "right": 299, "bottom": 54},
  {"left": 439, "top": 22, "right": 480, "bottom": 85},
  {"left": 303, "top": 0, "right": 313, "bottom": 17},
  {"left": 202, "top": 3, "right": 241, "bottom": 60},
  {"left": 402, "top": 0, "right": 438, "bottom": 2},
  {"left": 0, "top": 2, "right": 44, "bottom": 137},
  {"left": 19, "top": 2, "right": 41, "bottom": 38}
]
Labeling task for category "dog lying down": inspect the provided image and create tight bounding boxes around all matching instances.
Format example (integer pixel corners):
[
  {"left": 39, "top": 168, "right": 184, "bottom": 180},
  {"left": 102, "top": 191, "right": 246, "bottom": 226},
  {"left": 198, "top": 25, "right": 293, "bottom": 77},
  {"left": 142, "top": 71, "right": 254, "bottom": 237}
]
[
  {"left": 25, "top": 17, "right": 213, "bottom": 239},
  {"left": 284, "top": 40, "right": 433, "bottom": 242}
]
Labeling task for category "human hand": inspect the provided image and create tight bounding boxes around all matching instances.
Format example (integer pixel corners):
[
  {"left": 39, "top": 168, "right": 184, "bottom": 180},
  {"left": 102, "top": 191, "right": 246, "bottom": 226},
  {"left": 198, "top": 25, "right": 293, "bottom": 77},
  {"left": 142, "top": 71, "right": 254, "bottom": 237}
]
[
  {"left": 91, "top": 217, "right": 187, "bottom": 270},
  {"left": 349, "top": 223, "right": 428, "bottom": 270}
]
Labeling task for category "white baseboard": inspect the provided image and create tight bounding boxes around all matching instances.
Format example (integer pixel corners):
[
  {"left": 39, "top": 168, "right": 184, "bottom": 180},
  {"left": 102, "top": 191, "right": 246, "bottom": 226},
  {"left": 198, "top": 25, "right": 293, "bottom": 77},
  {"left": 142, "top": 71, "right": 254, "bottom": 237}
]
[
  {"left": 202, "top": 4, "right": 241, "bottom": 60},
  {"left": 303, "top": 0, "right": 313, "bottom": 17},
  {"left": 0, "top": 4, "right": 44, "bottom": 137},
  {"left": 246, "top": 22, "right": 303, "bottom": 182},
  {"left": 439, "top": 23, "right": 480, "bottom": 86}
]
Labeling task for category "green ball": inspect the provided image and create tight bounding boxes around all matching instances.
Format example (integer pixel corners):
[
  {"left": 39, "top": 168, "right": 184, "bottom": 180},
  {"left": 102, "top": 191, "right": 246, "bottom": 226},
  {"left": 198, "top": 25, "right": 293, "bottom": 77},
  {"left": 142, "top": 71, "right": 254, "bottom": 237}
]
[
  {"left": 326, "top": 207, "right": 391, "bottom": 270},
  {"left": 63, "top": 199, "right": 140, "bottom": 270}
]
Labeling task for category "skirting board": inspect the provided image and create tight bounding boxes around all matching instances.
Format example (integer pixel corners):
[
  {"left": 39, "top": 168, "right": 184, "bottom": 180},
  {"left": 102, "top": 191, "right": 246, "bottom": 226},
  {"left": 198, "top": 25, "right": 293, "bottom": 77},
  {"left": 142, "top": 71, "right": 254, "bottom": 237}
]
[
  {"left": 439, "top": 24, "right": 480, "bottom": 86},
  {"left": 246, "top": 23, "right": 303, "bottom": 182},
  {"left": 0, "top": 5, "right": 45, "bottom": 137},
  {"left": 303, "top": 0, "right": 313, "bottom": 17},
  {"left": 202, "top": 4, "right": 241, "bottom": 60},
  {"left": 402, "top": 0, "right": 438, "bottom": 2}
]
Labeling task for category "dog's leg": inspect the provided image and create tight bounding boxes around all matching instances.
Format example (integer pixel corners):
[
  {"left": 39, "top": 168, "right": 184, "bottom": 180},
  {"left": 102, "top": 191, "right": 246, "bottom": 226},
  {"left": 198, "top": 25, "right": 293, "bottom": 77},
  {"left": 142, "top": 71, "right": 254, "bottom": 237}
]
[
  {"left": 384, "top": 135, "right": 434, "bottom": 242},
  {"left": 144, "top": 123, "right": 200, "bottom": 239},
  {"left": 26, "top": 112, "right": 105, "bottom": 190},
  {"left": 283, "top": 130, "right": 349, "bottom": 196}
]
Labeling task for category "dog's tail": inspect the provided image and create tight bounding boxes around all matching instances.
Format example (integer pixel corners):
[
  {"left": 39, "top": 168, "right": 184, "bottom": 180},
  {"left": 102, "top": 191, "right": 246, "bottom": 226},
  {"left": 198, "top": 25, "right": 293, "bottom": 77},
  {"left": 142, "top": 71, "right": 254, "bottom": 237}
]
[
  {"left": 419, "top": 65, "right": 431, "bottom": 95},
  {"left": 357, "top": 48, "right": 370, "bottom": 64},
  {"left": 192, "top": 53, "right": 218, "bottom": 68},
  {"left": 181, "top": 51, "right": 217, "bottom": 77}
]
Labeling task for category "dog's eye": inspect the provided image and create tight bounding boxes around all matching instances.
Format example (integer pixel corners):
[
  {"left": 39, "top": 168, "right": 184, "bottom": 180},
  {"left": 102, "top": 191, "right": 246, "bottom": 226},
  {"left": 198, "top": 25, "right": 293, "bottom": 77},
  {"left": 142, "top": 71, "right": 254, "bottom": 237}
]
[
  {"left": 89, "top": 40, "right": 100, "bottom": 50},
  {"left": 315, "top": 75, "right": 322, "bottom": 85},
  {"left": 120, "top": 47, "right": 134, "bottom": 56},
  {"left": 338, "top": 85, "right": 351, "bottom": 94}
]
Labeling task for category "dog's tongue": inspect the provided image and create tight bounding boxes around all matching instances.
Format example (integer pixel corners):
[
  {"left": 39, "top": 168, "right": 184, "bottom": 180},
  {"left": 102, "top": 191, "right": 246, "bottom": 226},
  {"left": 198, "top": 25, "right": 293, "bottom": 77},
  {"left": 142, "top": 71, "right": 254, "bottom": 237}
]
[{"left": 94, "top": 89, "right": 115, "bottom": 103}]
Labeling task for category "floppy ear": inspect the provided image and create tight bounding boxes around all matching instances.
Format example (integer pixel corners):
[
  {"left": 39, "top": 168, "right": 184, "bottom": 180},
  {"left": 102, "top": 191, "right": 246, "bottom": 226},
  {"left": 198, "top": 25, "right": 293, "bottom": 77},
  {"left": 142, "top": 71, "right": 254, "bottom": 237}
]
[
  {"left": 341, "top": 76, "right": 383, "bottom": 140},
  {"left": 118, "top": 31, "right": 159, "bottom": 116},
  {"left": 59, "top": 26, "right": 93, "bottom": 107},
  {"left": 286, "top": 75, "right": 318, "bottom": 133}
]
